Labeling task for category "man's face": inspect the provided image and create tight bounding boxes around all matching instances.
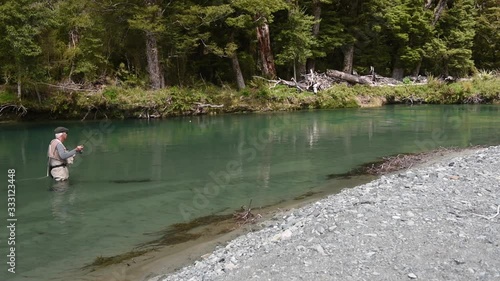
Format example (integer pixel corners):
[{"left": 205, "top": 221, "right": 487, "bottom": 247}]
[{"left": 61, "top": 132, "right": 68, "bottom": 141}]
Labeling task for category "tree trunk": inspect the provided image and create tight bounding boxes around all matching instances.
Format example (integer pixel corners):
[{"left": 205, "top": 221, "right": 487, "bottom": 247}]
[
  {"left": 392, "top": 67, "right": 404, "bottom": 80},
  {"left": 341, "top": 0, "right": 359, "bottom": 75},
  {"left": 296, "top": 62, "right": 306, "bottom": 80},
  {"left": 311, "top": 0, "right": 321, "bottom": 39},
  {"left": 15, "top": 62, "right": 22, "bottom": 99},
  {"left": 293, "top": 61, "right": 296, "bottom": 82},
  {"left": 342, "top": 44, "right": 355, "bottom": 74},
  {"left": 143, "top": 0, "right": 164, "bottom": 89},
  {"left": 413, "top": 60, "right": 422, "bottom": 77},
  {"left": 145, "top": 30, "right": 163, "bottom": 89},
  {"left": 17, "top": 80, "right": 22, "bottom": 99},
  {"left": 432, "top": 0, "right": 448, "bottom": 26},
  {"left": 306, "top": 0, "right": 322, "bottom": 73},
  {"left": 231, "top": 54, "right": 245, "bottom": 90},
  {"left": 326, "top": 69, "right": 373, "bottom": 85},
  {"left": 69, "top": 28, "right": 79, "bottom": 48},
  {"left": 392, "top": 57, "right": 404, "bottom": 80},
  {"left": 68, "top": 28, "right": 80, "bottom": 81},
  {"left": 306, "top": 59, "right": 316, "bottom": 75},
  {"left": 256, "top": 16, "right": 276, "bottom": 79}
]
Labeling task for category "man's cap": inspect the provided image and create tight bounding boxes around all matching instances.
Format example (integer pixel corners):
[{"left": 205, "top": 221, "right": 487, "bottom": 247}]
[{"left": 54, "top": 127, "right": 69, "bottom": 134}]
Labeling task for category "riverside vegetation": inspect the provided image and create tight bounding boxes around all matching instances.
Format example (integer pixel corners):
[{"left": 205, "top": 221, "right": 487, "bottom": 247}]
[{"left": 1, "top": 73, "right": 499, "bottom": 121}]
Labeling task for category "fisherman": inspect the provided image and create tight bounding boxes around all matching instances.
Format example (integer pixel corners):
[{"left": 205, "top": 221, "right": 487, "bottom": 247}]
[{"left": 47, "top": 127, "right": 84, "bottom": 181}]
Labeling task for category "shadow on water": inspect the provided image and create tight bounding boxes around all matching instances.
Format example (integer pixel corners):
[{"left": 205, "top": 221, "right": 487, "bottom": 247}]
[
  {"left": 327, "top": 158, "right": 392, "bottom": 179},
  {"left": 18, "top": 177, "right": 155, "bottom": 185},
  {"left": 110, "top": 179, "right": 153, "bottom": 184},
  {"left": 293, "top": 190, "right": 321, "bottom": 200},
  {"left": 83, "top": 250, "right": 151, "bottom": 270},
  {"left": 83, "top": 212, "right": 236, "bottom": 269},
  {"left": 143, "top": 213, "right": 236, "bottom": 247},
  {"left": 83, "top": 200, "right": 284, "bottom": 269},
  {"left": 69, "top": 178, "right": 156, "bottom": 184}
]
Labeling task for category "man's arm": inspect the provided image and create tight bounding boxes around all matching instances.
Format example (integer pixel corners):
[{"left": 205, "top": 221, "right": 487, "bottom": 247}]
[{"left": 56, "top": 143, "right": 77, "bottom": 160}]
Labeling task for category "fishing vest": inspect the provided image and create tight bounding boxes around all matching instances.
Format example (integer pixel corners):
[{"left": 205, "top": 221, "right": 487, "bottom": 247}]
[{"left": 48, "top": 139, "right": 66, "bottom": 166}]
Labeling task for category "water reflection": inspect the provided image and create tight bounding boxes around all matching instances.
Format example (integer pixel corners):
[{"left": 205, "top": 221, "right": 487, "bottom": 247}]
[
  {"left": 257, "top": 141, "right": 272, "bottom": 189},
  {"left": 50, "top": 181, "right": 77, "bottom": 224},
  {"left": 307, "top": 118, "right": 320, "bottom": 148}
]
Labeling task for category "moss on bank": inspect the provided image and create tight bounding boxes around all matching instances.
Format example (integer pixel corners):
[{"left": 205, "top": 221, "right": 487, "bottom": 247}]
[{"left": 1, "top": 76, "right": 499, "bottom": 121}]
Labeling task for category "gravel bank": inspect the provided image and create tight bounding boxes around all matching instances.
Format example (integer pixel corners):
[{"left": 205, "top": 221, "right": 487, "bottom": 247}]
[{"left": 150, "top": 146, "right": 500, "bottom": 281}]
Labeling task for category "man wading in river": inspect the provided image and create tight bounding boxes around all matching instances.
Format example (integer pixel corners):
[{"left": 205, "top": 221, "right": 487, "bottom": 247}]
[{"left": 47, "top": 127, "right": 84, "bottom": 181}]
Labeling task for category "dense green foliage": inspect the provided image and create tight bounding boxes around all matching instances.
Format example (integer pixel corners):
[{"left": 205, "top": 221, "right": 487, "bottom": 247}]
[{"left": 0, "top": 0, "right": 498, "bottom": 96}]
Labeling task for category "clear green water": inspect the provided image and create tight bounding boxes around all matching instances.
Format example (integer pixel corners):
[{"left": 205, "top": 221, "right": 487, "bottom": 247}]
[{"left": 0, "top": 105, "right": 499, "bottom": 281}]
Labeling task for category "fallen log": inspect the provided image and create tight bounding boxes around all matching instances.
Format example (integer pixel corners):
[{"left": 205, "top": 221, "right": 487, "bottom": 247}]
[{"left": 326, "top": 69, "right": 374, "bottom": 85}]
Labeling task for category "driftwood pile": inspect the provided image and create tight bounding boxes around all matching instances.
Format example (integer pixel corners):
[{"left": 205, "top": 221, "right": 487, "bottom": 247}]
[
  {"left": 269, "top": 69, "right": 426, "bottom": 93},
  {"left": 328, "top": 146, "right": 485, "bottom": 180},
  {"left": 269, "top": 71, "right": 340, "bottom": 93}
]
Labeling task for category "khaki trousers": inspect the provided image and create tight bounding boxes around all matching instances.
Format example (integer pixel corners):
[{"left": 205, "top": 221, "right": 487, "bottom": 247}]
[{"left": 51, "top": 166, "right": 69, "bottom": 181}]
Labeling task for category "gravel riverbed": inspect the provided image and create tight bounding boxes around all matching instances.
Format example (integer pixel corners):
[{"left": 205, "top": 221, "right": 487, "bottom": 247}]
[{"left": 149, "top": 146, "right": 500, "bottom": 281}]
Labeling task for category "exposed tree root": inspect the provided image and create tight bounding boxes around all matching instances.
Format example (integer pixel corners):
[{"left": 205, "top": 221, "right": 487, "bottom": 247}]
[{"left": 0, "top": 104, "right": 27, "bottom": 116}]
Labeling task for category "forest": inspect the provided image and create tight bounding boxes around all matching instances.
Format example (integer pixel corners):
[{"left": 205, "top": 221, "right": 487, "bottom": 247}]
[{"left": 0, "top": 0, "right": 498, "bottom": 97}]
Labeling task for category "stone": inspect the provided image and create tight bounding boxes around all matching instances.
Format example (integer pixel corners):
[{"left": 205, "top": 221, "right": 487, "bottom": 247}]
[
  {"left": 281, "top": 229, "right": 293, "bottom": 240},
  {"left": 408, "top": 273, "right": 418, "bottom": 279}
]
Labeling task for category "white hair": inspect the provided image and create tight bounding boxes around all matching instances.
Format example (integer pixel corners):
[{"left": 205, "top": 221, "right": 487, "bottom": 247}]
[{"left": 55, "top": 133, "right": 64, "bottom": 139}]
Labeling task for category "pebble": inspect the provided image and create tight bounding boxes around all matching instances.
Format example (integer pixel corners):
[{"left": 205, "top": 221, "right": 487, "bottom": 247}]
[{"left": 408, "top": 273, "right": 418, "bottom": 279}]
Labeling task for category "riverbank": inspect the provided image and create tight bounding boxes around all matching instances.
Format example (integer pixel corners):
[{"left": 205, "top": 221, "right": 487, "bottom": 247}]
[
  {"left": 145, "top": 145, "right": 500, "bottom": 281},
  {"left": 1, "top": 75, "right": 499, "bottom": 121}
]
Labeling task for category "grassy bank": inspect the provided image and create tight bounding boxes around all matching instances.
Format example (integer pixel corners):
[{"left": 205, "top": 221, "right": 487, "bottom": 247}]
[{"left": 1, "top": 75, "right": 499, "bottom": 121}]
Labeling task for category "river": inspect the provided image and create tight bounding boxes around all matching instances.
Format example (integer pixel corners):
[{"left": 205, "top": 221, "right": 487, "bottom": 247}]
[{"left": 0, "top": 104, "right": 499, "bottom": 281}]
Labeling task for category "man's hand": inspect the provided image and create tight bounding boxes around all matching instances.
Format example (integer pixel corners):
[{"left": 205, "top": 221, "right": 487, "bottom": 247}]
[{"left": 76, "top": 145, "right": 84, "bottom": 152}]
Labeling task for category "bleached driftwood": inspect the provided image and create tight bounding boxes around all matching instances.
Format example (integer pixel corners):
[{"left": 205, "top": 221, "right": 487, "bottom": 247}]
[{"left": 326, "top": 69, "right": 374, "bottom": 85}]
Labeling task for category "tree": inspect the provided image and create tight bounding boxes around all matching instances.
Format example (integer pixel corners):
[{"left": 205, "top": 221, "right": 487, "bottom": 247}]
[
  {"left": 305, "top": 0, "right": 328, "bottom": 73},
  {"left": 129, "top": 0, "right": 166, "bottom": 89},
  {"left": 231, "top": 0, "right": 288, "bottom": 79},
  {"left": 172, "top": 3, "right": 247, "bottom": 89},
  {"left": 0, "top": 0, "right": 497, "bottom": 92},
  {"left": 0, "top": 0, "right": 55, "bottom": 98},
  {"left": 274, "top": 4, "right": 317, "bottom": 81},
  {"left": 312, "top": 1, "right": 346, "bottom": 72},
  {"left": 378, "top": 0, "right": 433, "bottom": 79},
  {"left": 424, "top": 0, "right": 476, "bottom": 76},
  {"left": 336, "top": 0, "right": 364, "bottom": 74},
  {"left": 54, "top": 0, "right": 108, "bottom": 84},
  {"left": 473, "top": 0, "right": 500, "bottom": 69}
]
